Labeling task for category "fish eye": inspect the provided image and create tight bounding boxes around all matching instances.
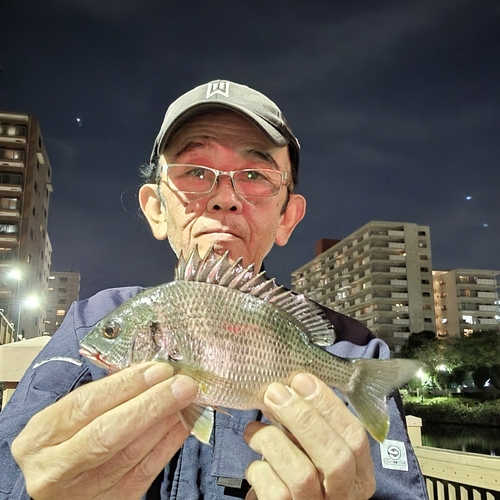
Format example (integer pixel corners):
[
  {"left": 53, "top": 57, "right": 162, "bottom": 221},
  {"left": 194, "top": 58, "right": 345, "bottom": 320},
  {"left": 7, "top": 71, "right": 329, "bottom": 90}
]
[{"left": 102, "top": 320, "right": 121, "bottom": 339}]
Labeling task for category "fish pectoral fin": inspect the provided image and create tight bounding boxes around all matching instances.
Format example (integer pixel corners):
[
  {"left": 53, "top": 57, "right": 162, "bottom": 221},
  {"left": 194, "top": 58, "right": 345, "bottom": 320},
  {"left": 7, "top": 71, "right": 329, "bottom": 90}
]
[{"left": 178, "top": 404, "right": 214, "bottom": 445}]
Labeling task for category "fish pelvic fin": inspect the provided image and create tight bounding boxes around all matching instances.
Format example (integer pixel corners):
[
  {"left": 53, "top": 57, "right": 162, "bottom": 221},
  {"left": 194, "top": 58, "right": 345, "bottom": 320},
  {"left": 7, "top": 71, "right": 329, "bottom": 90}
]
[
  {"left": 179, "top": 404, "right": 214, "bottom": 445},
  {"left": 345, "top": 358, "right": 422, "bottom": 443}
]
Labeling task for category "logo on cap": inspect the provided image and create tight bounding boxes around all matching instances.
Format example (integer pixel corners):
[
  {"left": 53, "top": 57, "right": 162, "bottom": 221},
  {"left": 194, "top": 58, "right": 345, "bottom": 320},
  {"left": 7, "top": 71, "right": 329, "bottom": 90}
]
[{"left": 206, "top": 80, "right": 230, "bottom": 99}]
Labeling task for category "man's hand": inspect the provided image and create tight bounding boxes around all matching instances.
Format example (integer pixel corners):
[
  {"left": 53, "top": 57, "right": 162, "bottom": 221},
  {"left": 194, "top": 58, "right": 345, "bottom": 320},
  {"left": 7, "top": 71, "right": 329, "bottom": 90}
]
[
  {"left": 244, "top": 373, "right": 376, "bottom": 500},
  {"left": 12, "top": 362, "right": 198, "bottom": 500}
]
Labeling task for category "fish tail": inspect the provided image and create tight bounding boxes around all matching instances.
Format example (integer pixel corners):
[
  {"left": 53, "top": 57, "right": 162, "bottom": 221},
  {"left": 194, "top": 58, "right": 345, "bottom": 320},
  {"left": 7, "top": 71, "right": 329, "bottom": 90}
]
[{"left": 343, "top": 358, "right": 421, "bottom": 442}]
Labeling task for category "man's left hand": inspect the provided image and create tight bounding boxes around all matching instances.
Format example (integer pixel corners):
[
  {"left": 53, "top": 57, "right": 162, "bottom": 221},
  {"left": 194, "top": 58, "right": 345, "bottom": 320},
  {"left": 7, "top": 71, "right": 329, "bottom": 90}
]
[{"left": 244, "top": 373, "right": 376, "bottom": 499}]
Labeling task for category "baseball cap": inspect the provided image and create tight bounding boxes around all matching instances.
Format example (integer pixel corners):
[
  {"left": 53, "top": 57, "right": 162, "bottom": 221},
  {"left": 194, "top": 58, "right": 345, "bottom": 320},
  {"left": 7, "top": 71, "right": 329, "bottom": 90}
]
[{"left": 150, "top": 80, "right": 300, "bottom": 178}]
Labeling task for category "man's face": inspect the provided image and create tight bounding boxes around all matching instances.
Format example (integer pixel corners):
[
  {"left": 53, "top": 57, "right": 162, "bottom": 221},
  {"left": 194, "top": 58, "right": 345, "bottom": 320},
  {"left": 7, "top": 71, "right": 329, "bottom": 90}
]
[{"left": 140, "top": 110, "right": 305, "bottom": 272}]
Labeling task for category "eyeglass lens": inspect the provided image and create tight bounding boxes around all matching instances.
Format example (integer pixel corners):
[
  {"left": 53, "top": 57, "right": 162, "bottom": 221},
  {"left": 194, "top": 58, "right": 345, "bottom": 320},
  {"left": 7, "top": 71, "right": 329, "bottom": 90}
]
[{"left": 166, "top": 165, "right": 283, "bottom": 197}]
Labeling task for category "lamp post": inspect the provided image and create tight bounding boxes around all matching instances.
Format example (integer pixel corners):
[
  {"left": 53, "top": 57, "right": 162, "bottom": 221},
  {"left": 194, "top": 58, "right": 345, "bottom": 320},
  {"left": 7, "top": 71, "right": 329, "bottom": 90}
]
[
  {"left": 417, "top": 368, "right": 425, "bottom": 402},
  {"left": 7, "top": 269, "right": 22, "bottom": 341}
]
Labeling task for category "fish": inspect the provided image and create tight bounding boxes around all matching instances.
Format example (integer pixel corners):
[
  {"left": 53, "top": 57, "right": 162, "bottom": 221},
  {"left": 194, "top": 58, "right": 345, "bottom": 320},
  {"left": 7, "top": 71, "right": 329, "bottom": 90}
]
[{"left": 79, "top": 247, "right": 421, "bottom": 444}]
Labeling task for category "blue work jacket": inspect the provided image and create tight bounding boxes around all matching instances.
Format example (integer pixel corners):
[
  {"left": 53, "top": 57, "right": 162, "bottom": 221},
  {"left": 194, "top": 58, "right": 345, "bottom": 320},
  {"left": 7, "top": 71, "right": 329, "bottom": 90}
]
[{"left": 0, "top": 286, "right": 429, "bottom": 499}]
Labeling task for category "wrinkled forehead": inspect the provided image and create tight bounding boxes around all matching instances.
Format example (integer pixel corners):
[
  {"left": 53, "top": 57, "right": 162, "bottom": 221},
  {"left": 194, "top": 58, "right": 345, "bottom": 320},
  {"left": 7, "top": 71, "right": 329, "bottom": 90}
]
[{"left": 162, "top": 108, "right": 281, "bottom": 158}]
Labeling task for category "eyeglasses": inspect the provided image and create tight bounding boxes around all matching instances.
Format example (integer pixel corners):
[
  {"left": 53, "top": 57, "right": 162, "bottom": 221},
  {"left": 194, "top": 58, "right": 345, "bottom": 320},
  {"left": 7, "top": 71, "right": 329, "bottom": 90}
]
[{"left": 161, "top": 164, "right": 288, "bottom": 198}]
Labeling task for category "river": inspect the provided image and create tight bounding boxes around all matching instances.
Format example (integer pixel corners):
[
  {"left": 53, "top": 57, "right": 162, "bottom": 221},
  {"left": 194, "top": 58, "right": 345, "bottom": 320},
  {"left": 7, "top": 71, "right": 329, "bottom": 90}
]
[{"left": 422, "top": 423, "right": 500, "bottom": 456}]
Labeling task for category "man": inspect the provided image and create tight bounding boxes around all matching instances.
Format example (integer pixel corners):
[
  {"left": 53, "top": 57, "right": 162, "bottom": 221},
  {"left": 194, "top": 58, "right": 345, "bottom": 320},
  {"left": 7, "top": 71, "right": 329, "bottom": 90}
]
[{"left": 0, "top": 80, "right": 428, "bottom": 499}]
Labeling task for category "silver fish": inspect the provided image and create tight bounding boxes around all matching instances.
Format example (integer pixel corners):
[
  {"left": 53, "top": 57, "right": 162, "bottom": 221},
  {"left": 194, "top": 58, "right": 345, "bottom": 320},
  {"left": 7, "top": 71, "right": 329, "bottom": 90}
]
[{"left": 80, "top": 248, "right": 421, "bottom": 443}]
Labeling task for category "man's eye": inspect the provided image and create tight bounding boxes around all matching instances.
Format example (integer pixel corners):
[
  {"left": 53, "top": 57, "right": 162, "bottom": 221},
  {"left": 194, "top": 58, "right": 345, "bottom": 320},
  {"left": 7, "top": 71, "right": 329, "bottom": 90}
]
[
  {"left": 184, "top": 168, "right": 206, "bottom": 179},
  {"left": 244, "top": 170, "right": 266, "bottom": 181}
]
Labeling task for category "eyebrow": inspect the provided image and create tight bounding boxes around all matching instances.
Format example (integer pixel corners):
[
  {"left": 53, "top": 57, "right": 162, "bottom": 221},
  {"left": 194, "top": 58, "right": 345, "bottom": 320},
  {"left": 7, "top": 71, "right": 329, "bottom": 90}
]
[
  {"left": 171, "top": 141, "right": 281, "bottom": 171},
  {"left": 172, "top": 141, "right": 206, "bottom": 160}
]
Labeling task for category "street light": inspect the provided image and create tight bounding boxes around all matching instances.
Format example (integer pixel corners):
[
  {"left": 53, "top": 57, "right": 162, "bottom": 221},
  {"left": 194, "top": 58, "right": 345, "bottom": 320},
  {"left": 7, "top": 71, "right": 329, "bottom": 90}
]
[
  {"left": 417, "top": 368, "right": 426, "bottom": 402},
  {"left": 16, "top": 295, "right": 40, "bottom": 341}
]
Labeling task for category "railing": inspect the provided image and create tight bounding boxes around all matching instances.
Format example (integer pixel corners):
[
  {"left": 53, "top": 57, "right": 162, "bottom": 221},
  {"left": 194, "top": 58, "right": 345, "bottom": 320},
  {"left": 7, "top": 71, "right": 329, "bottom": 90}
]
[{"left": 407, "top": 416, "right": 500, "bottom": 500}]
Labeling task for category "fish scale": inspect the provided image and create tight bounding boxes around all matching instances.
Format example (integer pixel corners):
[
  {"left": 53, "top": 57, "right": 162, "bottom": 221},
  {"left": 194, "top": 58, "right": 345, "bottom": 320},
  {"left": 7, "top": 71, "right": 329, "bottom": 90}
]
[{"left": 80, "top": 247, "right": 422, "bottom": 444}]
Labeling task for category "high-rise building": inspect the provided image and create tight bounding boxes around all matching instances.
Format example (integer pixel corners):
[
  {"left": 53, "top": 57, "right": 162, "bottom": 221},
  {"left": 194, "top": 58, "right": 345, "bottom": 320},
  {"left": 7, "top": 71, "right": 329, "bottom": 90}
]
[
  {"left": 433, "top": 269, "right": 500, "bottom": 338},
  {"left": 0, "top": 111, "right": 53, "bottom": 339},
  {"left": 44, "top": 271, "right": 80, "bottom": 335},
  {"left": 291, "top": 221, "right": 435, "bottom": 352}
]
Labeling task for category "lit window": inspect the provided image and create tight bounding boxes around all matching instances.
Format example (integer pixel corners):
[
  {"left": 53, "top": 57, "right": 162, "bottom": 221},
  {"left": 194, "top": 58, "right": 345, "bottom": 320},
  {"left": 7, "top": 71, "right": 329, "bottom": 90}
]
[
  {"left": 462, "top": 315, "right": 473, "bottom": 325},
  {"left": 56, "top": 309, "right": 65, "bottom": 316}
]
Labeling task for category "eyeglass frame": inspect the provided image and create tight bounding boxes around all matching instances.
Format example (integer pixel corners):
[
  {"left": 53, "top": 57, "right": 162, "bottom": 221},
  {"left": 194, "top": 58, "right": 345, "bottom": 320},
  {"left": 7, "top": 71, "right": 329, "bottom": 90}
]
[{"left": 160, "top": 163, "right": 290, "bottom": 198}]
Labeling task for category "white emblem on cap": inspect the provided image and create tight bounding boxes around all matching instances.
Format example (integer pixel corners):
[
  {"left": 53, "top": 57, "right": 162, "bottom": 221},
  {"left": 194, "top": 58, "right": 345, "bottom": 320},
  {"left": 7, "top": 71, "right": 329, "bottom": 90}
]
[{"left": 206, "top": 80, "right": 230, "bottom": 98}]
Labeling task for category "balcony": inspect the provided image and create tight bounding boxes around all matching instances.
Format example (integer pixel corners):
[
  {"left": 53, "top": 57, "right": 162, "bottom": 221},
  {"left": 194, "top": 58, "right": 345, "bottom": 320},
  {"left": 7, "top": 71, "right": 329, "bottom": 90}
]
[
  {"left": 393, "top": 318, "right": 410, "bottom": 325},
  {"left": 388, "top": 242, "right": 405, "bottom": 249},
  {"left": 390, "top": 279, "right": 408, "bottom": 286}
]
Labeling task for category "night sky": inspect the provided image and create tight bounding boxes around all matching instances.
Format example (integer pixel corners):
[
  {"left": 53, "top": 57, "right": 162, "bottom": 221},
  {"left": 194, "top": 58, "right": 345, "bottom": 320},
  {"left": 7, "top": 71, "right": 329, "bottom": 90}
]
[{"left": 1, "top": 0, "right": 499, "bottom": 300}]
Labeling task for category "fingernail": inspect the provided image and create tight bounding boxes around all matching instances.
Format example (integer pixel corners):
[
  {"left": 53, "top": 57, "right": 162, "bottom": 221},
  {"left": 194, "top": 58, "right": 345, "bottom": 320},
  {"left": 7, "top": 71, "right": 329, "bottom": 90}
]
[
  {"left": 144, "top": 363, "right": 172, "bottom": 386},
  {"left": 292, "top": 373, "right": 317, "bottom": 399},
  {"left": 266, "top": 383, "right": 293, "bottom": 405},
  {"left": 170, "top": 375, "right": 198, "bottom": 403}
]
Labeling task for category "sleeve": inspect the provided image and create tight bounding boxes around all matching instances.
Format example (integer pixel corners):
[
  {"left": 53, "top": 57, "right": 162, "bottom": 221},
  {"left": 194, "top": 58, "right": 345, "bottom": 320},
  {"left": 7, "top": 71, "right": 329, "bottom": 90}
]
[
  {"left": 0, "top": 291, "right": 116, "bottom": 499},
  {"left": 0, "top": 286, "right": 143, "bottom": 499}
]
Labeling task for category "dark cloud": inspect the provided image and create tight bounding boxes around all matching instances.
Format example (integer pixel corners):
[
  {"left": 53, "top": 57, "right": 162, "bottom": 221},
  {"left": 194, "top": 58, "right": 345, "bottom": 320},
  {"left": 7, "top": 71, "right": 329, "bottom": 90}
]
[{"left": 1, "top": 0, "right": 499, "bottom": 298}]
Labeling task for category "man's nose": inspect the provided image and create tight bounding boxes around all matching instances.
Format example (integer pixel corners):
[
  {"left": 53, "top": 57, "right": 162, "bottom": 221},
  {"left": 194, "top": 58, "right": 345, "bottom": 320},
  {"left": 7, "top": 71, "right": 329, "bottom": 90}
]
[{"left": 207, "top": 174, "right": 242, "bottom": 212}]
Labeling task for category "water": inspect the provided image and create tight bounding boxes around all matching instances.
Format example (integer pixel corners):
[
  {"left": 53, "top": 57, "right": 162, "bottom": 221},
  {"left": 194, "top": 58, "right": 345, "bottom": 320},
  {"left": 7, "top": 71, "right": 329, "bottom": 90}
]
[{"left": 422, "top": 423, "right": 500, "bottom": 456}]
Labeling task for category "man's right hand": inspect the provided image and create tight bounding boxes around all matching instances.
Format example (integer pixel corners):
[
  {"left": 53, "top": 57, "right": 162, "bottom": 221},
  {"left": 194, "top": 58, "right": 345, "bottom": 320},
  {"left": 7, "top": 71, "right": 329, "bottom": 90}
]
[{"left": 11, "top": 362, "right": 198, "bottom": 500}]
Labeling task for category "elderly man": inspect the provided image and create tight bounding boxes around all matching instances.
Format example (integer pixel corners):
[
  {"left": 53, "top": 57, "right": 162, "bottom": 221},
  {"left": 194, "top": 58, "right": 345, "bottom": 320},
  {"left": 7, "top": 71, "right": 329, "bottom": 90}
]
[{"left": 0, "top": 80, "right": 428, "bottom": 500}]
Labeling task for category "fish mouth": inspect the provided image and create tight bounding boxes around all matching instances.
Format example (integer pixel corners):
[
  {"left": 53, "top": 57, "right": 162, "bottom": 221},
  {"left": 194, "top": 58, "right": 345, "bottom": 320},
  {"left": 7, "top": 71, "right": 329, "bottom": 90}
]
[{"left": 79, "top": 343, "right": 118, "bottom": 371}]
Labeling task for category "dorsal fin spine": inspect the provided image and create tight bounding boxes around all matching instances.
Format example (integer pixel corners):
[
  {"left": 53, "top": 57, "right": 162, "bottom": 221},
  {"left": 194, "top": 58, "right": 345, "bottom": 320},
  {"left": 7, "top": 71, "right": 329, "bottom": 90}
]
[{"left": 175, "top": 246, "right": 336, "bottom": 346}]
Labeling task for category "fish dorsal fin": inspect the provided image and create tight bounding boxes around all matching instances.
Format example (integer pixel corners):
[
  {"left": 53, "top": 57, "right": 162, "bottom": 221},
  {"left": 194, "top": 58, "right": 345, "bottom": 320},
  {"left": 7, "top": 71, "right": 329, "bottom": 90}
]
[{"left": 176, "top": 247, "right": 335, "bottom": 345}]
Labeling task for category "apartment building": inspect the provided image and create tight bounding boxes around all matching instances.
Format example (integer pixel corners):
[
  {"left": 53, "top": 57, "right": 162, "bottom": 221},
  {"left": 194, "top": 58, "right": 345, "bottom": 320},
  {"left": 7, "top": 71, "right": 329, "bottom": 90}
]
[
  {"left": 433, "top": 269, "right": 500, "bottom": 338},
  {"left": 44, "top": 271, "right": 80, "bottom": 335},
  {"left": 291, "top": 221, "right": 436, "bottom": 352},
  {"left": 0, "top": 111, "right": 53, "bottom": 339}
]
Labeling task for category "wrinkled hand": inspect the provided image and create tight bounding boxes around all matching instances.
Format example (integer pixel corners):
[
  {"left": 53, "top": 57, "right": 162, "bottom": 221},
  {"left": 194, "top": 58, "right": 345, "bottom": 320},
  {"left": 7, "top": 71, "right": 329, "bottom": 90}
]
[
  {"left": 12, "top": 362, "right": 197, "bottom": 500},
  {"left": 244, "top": 373, "right": 376, "bottom": 500}
]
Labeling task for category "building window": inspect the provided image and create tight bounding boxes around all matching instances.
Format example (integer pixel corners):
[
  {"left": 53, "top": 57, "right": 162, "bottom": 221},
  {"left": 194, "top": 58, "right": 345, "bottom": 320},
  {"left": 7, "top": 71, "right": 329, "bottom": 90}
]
[
  {"left": 0, "top": 197, "right": 19, "bottom": 210},
  {"left": 418, "top": 242, "right": 427, "bottom": 248},
  {"left": 30, "top": 229, "right": 34, "bottom": 240},
  {"left": 56, "top": 309, "right": 65, "bottom": 316},
  {"left": 58, "top": 299, "right": 66, "bottom": 305},
  {"left": 420, "top": 267, "right": 429, "bottom": 272},
  {"left": 58, "top": 287, "right": 67, "bottom": 293},
  {"left": 419, "top": 255, "right": 428, "bottom": 260},
  {"left": 0, "top": 223, "right": 18, "bottom": 234},
  {"left": 32, "top": 206, "right": 36, "bottom": 217},
  {"left": 421, "top": 279, "right": 430, "bottom": 285},
  {"left": 0, "top": 173, "right": 22, "bottom": 185},
  {"left": 422, "top": 292, "right": 430, "bottom": 297},
  {"left": 418, "top": 231, "right": 426, "bottom": 236},
  {"left": 424, "top": 318, "right": 432, "bottom": 323},
  {"left": 34, "top": 181, "right": 38, "bottom": 194},
  {"left": 59, "top": 277, "right": 68, "bottom": 283}
]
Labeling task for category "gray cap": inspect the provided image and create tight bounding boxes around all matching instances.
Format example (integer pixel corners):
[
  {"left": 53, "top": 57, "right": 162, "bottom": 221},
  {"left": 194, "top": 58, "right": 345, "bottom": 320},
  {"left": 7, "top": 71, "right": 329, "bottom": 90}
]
[{"left": 150, "top": 80, "right": 300, "bottom": 176}]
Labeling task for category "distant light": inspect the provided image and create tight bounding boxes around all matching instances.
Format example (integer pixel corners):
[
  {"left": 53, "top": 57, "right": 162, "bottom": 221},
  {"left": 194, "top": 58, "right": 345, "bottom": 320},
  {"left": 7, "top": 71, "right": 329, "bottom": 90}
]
[
  {"left": 438, "top": 364, "right": 448, "bottom": 372},
  {"left": 483, "top": 223, "right": 489, "bottom": 228},
  {"left": 466, "top": 196, "right": 472, "bottom": 200},
  {"left": 24, "top": 295, "right": 40, "bottom": 308},
  {"left": 8, "top": 269, "right": 22, "bottom": 280},
  {"left": 76, "top": 117, "right": 81, "bottom": 122}
]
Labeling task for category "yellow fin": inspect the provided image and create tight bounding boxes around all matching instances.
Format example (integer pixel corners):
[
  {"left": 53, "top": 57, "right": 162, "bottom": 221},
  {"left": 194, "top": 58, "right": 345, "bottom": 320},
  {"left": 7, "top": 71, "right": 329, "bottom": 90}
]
[{"left": 178, "top": 404, "right": 214, "bottom": 445}]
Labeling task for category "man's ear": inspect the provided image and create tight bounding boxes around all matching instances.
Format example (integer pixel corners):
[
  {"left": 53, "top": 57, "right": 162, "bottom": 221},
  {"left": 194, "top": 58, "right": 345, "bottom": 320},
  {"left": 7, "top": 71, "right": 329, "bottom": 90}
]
[
  {"left": 139, "top": 184, "right": 168, "bottom": 241},
  {"left": 275, "top": 193, "right": 306, "bottom": 247}
]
